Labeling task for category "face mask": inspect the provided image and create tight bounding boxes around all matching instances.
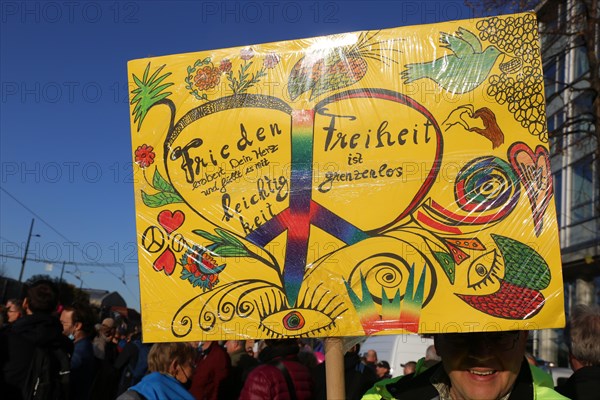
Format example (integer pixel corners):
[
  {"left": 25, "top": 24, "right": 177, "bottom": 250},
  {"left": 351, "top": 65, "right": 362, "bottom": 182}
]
[
  {"left": 179, "top": 363, "right": 193, "bottom": 390},
  {"left": 182, "top": 378, "right": 192, "bottom": 390},
  {"left": 68, "top": 333, "right": 75, "bottom": 341}
]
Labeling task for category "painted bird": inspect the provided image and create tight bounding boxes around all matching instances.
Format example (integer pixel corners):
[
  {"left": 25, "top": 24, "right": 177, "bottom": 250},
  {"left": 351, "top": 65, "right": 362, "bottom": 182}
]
[
  {"left": 457, "top": 234, "right": 550, "bottom": 319},
  {"left": 401, "top": 28, "right": 502, "bottom": 94}
]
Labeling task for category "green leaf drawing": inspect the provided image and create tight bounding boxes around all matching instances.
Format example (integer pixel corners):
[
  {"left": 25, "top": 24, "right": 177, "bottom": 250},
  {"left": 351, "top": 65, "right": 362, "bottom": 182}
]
[
  {"left": 192, "top": 230, "right": 222, "bottom": 243},
  {"left": 211, "top": 244, "right": 249, "bottom": 257},
  {"left": 130, "top": 63, "right": 173, "bottom": 131},
  {"left": 191, "top": 228, "right": 251, "bottom": 258},
  {"left": 152, "top": 169, "right": 175, "bottom": 193},
  {"left": 141, "top": 191, "right": 183, "bottom": 208},
  {"left": 190, "top": 91, "right": 208, "bottom": 101},
  {"left": 216, "top": 228, "right": 244, "bottom": 247},
  {"left": 234, "top": 62, "right": 267, "bottom": 94}
]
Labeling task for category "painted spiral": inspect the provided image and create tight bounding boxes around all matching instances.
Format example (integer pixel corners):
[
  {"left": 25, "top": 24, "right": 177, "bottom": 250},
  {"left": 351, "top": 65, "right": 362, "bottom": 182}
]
[
  {"left": 171, "top": 294, "right": 202, "bottom": 337},
  {"left": 346, "top": 244, "right": 436, "bottom": 308},
  {"left": 455, "top": 156, "right": 520, "bottom": 220},
  {"left": 347, "top": 252, "right": 409, "bottom": 293}
]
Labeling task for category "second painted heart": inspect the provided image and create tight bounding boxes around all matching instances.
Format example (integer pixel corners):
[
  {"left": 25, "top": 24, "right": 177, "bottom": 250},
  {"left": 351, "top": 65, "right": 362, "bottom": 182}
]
[{"left": 509, "top": 143, "right": 553, "bottom": 236}]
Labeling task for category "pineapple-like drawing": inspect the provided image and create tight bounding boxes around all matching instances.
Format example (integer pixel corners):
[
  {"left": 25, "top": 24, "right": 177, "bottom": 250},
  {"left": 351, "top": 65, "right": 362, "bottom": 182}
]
[{"left": 288, "top": 31, "right": 398, "bottom": 101}]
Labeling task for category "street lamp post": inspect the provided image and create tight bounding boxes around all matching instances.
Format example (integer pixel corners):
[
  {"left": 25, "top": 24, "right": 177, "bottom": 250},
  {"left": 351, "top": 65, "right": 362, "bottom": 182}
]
[
  {"left": 59, "top": 260, "right": 67, "bottom": 283},
  {"left": 18, "top": 218, "right": 40, "bottom": 283},
  {"left": 58, "top": 260, "right": 67, "bottom": 301}
]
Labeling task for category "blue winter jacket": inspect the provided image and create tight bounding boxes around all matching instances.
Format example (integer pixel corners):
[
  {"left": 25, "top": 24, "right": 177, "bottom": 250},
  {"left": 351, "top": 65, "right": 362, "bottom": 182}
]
[{"left": 121, "top": 372, "right": 195, "bottom": 400}]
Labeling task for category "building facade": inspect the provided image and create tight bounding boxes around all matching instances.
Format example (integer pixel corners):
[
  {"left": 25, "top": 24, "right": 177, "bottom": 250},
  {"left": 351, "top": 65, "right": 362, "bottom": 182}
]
[{"left": 537, "top": 0, "right": 600, "bottom": 365}]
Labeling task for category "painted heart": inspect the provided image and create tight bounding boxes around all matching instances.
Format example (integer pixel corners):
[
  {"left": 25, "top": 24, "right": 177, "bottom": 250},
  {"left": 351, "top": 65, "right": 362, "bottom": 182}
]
[
  {"left": 165, "top": 92, "right": 441, "bottom": 236},
  {"left": 153, "top": 247, "right": 176, "bottom": 275},
  {"left": 158, "top": 210, "right": 185, "bottom": 234},
  {"left": 164, "top": 91, "right": 442, "bottom": 305},
  {"left": 508, "top": 143, "right": 553, "bottom": 236}
]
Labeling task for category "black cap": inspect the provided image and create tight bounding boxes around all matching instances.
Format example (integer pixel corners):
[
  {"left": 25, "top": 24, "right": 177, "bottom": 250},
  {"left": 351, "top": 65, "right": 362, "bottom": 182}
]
[{"left": 376, "top": 361, "right": 390, "bottom": 369}]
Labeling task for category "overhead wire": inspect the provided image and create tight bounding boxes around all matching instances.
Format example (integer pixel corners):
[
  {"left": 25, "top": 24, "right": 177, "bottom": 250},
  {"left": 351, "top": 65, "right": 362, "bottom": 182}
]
[
  {"left": 0, "top": 254, "right": 124, "bottom": 267},
  {"left": 0, "top": 186, "right": 136, "bottom": 291}
]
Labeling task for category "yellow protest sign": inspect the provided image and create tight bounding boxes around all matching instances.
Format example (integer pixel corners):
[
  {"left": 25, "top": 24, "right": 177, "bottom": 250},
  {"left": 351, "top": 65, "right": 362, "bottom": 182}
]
[{"left": 128, "top": 12, "right": 564, "bottom": 342}]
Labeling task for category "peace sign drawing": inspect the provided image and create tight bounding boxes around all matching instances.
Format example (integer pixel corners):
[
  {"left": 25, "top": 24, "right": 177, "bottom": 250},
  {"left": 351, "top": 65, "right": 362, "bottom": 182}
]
[{"left": 129, "top": 14, "right": 564, "bottom": 342}]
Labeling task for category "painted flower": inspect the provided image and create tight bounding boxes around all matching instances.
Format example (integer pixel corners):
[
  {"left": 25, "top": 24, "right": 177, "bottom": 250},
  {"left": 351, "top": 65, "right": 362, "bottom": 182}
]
[
  {"left": 135, "top": 144, "right": 155, "bottom": 168},
  {"left": 219, "top": 59, "right": 232, "bottom": 73},
  {"left": 201, "top": 252, "right": 223, "bottom": 274},
  {"left": 264, "top": 52, "right": 280, "bottom": 69},
  {"left": 194, "top": 66, "right": 221, "bottom": 91},
  {"left": 183, "top": 253, "right": 201, "bottom": 277},
  {"left": 240, "top": 47, "right": 255, "bottom": 61},
  {"left": 180, "top": 245, "right": 226, "bottom": 291}
]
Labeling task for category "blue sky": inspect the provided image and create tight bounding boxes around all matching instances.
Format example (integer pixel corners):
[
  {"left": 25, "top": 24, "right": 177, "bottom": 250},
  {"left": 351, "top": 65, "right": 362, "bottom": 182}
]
[{"left": 0, "top": 0, "right": 476, "bottom": 309}]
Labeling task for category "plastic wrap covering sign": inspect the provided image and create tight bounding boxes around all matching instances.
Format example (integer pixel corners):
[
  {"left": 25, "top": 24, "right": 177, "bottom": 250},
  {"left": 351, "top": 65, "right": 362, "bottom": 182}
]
[{"left": 128, "top": 12, "right": 564, "bottom": 342}]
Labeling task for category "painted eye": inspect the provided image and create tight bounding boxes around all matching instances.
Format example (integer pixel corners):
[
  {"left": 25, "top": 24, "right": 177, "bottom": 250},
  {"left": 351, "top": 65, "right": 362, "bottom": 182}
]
[
  {"left": 467, "top": 250, "right": 501, "bottom": 290},
  {"left": 260, "top": 307, "right": 343, "bottom": 338},
  {"left": 283, "top": 311, "right": 305, "bottom": 330},
  {"left": 259, "top": 282, "right": 348, "bottom": 338}
]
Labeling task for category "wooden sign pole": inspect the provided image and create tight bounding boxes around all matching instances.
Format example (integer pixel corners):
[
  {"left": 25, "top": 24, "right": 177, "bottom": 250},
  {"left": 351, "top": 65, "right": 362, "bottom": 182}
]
[{"left": 325, "top": 337, "right": 346, "bottom": 400}]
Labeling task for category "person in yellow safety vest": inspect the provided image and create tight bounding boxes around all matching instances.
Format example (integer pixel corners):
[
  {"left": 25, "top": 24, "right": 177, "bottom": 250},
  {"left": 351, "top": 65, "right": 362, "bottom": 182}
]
[{"left": 362, "top": 331, "right": 567, "bottom": 400}]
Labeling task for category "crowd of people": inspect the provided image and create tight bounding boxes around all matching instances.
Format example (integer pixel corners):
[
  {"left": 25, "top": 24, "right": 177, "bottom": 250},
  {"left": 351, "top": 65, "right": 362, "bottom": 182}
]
[
  {"left": 0, "top": 280, "right": 158, "bottom": 400},
  {"left": 1, "top": 278, "right": 598, "bottom": 400}
]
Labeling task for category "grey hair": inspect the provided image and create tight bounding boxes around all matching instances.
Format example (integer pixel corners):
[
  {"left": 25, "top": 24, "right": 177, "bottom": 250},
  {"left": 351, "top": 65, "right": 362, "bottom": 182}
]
[
  {"left": 566, "top": 304, "right": 600, "bottom": 367},
  {"left": 426, "top": 345, "right": 441, "bottom": 361}
]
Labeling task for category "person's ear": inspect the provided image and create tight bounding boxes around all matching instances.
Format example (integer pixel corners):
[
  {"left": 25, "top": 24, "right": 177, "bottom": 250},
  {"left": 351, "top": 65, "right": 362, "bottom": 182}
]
[
  {"left": 74, "top": 321, "right": 83, "bottom": 332},
  {"left": 169, "top": 359, "right": 179, "bottom": 376}
]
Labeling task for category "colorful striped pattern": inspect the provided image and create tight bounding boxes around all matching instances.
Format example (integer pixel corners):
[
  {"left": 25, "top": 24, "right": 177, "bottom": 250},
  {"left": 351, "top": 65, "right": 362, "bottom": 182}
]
[
  {"left": 400, "top": 264, "right": 426, "bottom": 332},
  {"left": 344, "top": 265, "right": 426, "bottom": 334},
  {"left": 246, "top": 109, "right": 369, "bottom": 306}
]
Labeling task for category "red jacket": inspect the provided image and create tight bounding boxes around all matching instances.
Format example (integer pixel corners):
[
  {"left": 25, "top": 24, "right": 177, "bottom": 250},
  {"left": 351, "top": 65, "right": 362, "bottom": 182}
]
[
  {"left": 189, "top": 342, "right": 231, "bottom": 400},
  {"left": 239, "top": 352, "right": 313, "bottom": 400}
]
